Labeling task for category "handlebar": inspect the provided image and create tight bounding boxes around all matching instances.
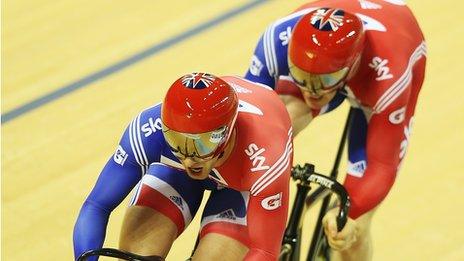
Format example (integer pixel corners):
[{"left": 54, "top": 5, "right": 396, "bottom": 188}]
[
  {"left": 291, "top": 163, "right": 350, "bottom": 231},
  {"left": 77, "top": 248, "right": 164, "bottom": 261}
]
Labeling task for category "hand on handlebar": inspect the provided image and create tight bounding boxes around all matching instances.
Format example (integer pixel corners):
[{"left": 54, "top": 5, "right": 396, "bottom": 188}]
[{"left": 322, "top": 207, "right": 359, "bottom": 251}]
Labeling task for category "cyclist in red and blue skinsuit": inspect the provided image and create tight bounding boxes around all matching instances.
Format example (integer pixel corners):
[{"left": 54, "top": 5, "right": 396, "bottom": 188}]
[
  {"left": 73, "top": 74, "right": 293, "bottom": 260},
  {"left": 245, "top": 1, "right": 426, "bottom": 259}
]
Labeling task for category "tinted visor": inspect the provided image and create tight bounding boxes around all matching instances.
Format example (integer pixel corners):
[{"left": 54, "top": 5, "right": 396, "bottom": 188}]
[
  {"left": 289, "top": 60, "right": 348, "bottom": 96},
  {"left": 162, "top": 124, "right": 229, "bottom": 160}
]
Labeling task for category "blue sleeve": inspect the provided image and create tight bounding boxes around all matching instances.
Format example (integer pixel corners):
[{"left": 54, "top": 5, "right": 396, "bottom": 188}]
[
  {"left": 73, "top": 159, "right": 141, "bottom": 260},
  {"left": 244, "top": 32, "right": 276, "bottom": 88},
  {"left": 73, "top": 104, "right": 167, "bottom": 260},
  {"left": 244, "top": 17, "right": 299, "bottom": 89}
]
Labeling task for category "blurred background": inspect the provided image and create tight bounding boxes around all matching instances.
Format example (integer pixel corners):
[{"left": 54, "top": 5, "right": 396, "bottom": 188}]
[{"left": 2, "top": 0, "right": 463, "bottom": 260}]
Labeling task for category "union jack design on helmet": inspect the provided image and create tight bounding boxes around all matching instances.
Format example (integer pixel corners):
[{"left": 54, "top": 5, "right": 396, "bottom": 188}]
[
  {"left": 310, "top": 8, "right": 345, "bottom": 31},
  {"left": 289, "top": 8, "right": 365, "bottom": 74},
  {"left": 181, "top": 72, "right": 216, "bottom": 89}
]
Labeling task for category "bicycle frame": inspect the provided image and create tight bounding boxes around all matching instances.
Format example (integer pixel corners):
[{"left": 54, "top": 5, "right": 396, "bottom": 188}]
[
  {"left": 279, "top": 164, "right": 350, "bottom": 261},
  {"left": 280, "top": 108, "right": 355, "bottom": 261}
]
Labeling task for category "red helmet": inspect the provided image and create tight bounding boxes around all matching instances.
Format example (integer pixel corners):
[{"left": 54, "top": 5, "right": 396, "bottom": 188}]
[
  {"left": 161, "top": 73, "right": 238, "bottom": 159},
  {"left": 289, "top": 8, "right": 365, "bottom": 75}
]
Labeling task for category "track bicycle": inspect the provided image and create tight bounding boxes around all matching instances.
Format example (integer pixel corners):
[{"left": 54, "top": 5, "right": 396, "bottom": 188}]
[
  {"left": 280, "top": 108, "right": 354, "bottom": 261},
  {"left": 279, "top": 163, "right": 349, "bottom": 261}
]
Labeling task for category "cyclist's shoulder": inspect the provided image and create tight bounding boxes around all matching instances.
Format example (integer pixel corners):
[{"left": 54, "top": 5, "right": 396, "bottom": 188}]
[
  {"left": 347, "top": 39, "right": 425, "bottom": 112},
  {"left": 118, "top": 103, "right": 168, "bottom": 163},
  {"left": 131, "top": 103, "right": 163, "bottom": 137},
  {"left": 231, "top": 119, "right": 293, "bottom": 194}
]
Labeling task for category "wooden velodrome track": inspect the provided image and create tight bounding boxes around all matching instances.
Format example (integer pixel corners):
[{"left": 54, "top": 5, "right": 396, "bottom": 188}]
[{"left": 2, "top": 0, "right": 463, "bottom": 260}]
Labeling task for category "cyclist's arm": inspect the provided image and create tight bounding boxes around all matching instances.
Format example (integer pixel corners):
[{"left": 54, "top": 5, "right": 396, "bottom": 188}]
[
  {"left": 244, "top": 36, "right": 276, "bottom": 88},
  {"left": 245, "top": 171, "right": 291, "bottom": 260},
  {"left": 244, "top": 22, "right": 288, "bottom": 89},
  {"left": 279, "top": 94, "right": 313, "bottom": 137},
  {"left": 73, "top": 106, "right": 164, "bottom": 260},
  {"left": 342, "top": 45, "right": 424, "bottom": 219},
  {"left": 344, "top": 104, "right": 409, "bottom": 219},
  {"left": 73, "top": 158, "right": 142, "bottom": 260}
]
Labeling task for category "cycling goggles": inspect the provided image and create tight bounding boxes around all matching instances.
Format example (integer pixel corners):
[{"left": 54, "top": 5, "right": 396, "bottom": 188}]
[
  {"left": 162, "top": 124, "right": 229, "bottom": 160},
  {"left": 288, "top": 60, "right": 349, "bottom": 96}
]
